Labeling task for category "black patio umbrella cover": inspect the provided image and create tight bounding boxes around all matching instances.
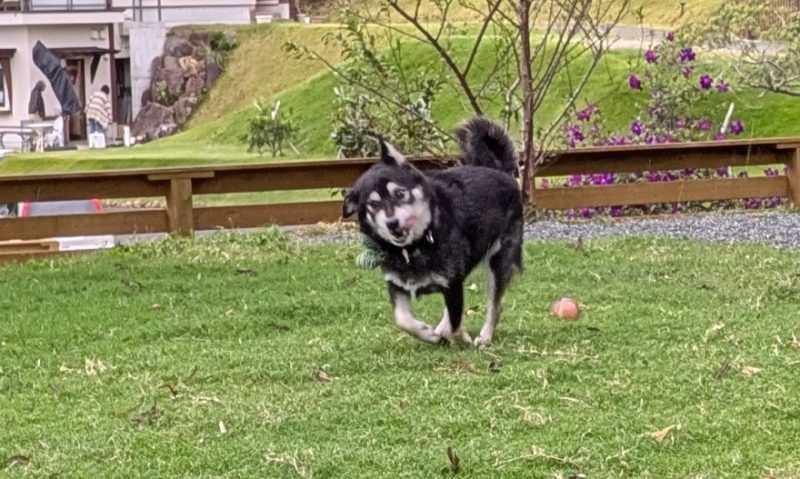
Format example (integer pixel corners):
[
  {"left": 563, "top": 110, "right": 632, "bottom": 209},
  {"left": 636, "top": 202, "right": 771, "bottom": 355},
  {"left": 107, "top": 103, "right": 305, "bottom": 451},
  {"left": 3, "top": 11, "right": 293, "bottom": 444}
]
[{"left": 32, "top": 40, "right": 81, "bottom": 115}]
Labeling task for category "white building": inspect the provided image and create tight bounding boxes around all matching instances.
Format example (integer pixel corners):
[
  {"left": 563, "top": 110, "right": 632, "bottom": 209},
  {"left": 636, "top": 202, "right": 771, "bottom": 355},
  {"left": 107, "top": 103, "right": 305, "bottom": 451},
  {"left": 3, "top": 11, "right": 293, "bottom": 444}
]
[{"left": 0, "top": 0, "right": 293, "bottom": 148}]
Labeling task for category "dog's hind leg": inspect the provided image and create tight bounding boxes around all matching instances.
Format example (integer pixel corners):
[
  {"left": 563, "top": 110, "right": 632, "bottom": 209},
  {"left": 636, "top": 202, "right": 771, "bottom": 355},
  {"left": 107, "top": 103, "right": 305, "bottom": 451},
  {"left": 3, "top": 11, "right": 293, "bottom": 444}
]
[
  {"left": 436, "top": 284, "right": 472, "bottom": 346},
  {"left": 389, "top": 285, "right": 442, "bottom": 344},
  {"left": 474, "top": 234, "right": 522, "bottom": 347}
]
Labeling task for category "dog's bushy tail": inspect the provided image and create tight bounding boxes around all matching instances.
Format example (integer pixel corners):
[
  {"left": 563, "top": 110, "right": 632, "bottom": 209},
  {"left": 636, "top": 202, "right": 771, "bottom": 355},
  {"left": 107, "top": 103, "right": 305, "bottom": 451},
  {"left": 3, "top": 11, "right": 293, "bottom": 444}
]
[{"left": 456, "top": 116, "right": 518, "bottom": 177}]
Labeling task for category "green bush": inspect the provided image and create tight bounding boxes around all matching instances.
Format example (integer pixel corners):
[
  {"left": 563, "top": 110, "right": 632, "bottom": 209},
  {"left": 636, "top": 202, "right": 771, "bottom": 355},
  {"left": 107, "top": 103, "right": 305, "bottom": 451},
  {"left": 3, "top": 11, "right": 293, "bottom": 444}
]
[{"left": 244, "top": 99, "right": 297, "bottom": 156}]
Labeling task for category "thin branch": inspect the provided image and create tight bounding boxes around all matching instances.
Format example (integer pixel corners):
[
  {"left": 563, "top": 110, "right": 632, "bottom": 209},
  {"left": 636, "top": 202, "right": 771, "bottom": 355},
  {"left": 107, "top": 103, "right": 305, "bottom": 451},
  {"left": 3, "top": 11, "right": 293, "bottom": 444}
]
[
  {"left": 293, "top": 44, "right": 457, "bottom": 142},
  {"left": 464, "top": 0, "right": 503, "bottom": 77},
  {"left": 386, "top": 0, "right": 484, "bottom": 115}
]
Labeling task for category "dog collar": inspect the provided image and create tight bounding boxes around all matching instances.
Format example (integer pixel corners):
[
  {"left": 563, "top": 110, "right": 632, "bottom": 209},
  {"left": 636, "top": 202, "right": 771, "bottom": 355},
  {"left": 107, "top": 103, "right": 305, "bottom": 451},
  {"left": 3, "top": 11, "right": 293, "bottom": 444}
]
[{"left": 401, "top": 230, "right": 435, "bottom": 264}]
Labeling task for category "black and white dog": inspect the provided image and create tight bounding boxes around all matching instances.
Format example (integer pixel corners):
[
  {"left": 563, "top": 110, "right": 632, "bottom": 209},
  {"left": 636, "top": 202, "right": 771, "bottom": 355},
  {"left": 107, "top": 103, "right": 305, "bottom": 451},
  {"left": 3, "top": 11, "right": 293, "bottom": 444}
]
[{"left": 342, "top": 117, "right": 523, "bottom": 347}]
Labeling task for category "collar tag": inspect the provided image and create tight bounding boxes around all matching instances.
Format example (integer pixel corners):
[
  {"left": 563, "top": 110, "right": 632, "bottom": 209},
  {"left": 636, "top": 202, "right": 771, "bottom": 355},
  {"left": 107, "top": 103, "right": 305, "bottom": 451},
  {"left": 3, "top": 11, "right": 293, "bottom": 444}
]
[
  {"left": 402, "top": 249, "right": 411, "bottom": 264},
  {"left": 426, "top": 231, "right": 434, "bottom": 244}
]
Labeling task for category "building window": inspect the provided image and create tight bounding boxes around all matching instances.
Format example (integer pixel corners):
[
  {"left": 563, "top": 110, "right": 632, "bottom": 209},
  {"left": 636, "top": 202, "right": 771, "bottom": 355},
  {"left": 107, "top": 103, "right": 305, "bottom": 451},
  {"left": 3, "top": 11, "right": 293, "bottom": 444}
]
[{"left": 0, "top": 63, "right": 9, "bottom": 112}]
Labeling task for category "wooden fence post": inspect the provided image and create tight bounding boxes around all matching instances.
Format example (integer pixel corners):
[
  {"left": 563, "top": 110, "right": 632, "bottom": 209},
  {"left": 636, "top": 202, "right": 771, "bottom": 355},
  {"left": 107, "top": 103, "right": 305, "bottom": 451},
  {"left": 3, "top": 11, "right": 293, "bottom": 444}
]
[
  {"left": 148, "top": 171, "right": 214, "bottom": 237},
  {"left": 788, "top": 148, "right": 800, "bottom": 208},
  {"left": 166, "top": 178, "right": 194, "bottom": 237}
]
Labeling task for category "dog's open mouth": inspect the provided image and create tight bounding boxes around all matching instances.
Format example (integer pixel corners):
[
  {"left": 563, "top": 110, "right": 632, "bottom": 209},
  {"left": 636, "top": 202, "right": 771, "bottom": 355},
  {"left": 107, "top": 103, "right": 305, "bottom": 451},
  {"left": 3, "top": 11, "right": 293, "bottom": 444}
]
[{"left": 389, "top": 230, "right": 410, "bottom": 245}]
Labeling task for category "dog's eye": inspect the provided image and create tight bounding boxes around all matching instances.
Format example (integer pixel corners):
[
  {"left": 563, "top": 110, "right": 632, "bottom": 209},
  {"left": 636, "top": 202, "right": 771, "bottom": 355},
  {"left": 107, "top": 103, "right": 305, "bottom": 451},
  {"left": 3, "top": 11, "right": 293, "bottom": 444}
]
[
  {"left": 367, "top": 200, "right": 382, "bottom": 209},
  {"left": 394, "top": 189, "right": 409, "bottom": 201}
]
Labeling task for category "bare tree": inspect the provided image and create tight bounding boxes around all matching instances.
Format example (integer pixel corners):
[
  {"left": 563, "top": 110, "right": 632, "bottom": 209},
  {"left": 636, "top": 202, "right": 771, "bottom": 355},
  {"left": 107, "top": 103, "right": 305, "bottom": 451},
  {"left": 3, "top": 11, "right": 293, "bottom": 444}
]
[
  {"left": 695, "top": 2, "right": 800, "bottom": 97},
  {"left": 289, "top": 0, "right": 630, "bottom": 201}
]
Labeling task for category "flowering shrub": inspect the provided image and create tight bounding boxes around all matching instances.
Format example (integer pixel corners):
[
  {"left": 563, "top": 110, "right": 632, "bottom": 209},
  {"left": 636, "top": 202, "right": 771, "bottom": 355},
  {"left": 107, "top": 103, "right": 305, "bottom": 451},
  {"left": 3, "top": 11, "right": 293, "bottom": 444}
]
[{"left": 552, "top": 34, "right": 785, "bottom": 219}]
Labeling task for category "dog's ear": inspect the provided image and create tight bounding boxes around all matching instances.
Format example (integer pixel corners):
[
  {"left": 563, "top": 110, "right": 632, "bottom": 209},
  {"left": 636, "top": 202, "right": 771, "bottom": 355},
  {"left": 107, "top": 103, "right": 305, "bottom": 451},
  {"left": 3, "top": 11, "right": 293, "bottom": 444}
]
[
  {"left": 342, "top": 189, "right": 359, "bottom": 218},
  {"left": 378, "top": 139, "right": 407, "bottom": 166}
]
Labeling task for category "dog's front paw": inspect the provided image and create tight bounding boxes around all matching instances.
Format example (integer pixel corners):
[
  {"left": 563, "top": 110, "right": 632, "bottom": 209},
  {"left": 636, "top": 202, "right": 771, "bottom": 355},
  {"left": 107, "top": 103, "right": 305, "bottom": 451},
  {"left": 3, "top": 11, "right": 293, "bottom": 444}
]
[
  {"left": 416, "top": 326, "right": 443, "bottom": 344},
  {"left": 444, "top": 328, "right": 473, "bottom": 348},
  {"left": 473, "top": 335, "right": 493, "bottom": 349}
]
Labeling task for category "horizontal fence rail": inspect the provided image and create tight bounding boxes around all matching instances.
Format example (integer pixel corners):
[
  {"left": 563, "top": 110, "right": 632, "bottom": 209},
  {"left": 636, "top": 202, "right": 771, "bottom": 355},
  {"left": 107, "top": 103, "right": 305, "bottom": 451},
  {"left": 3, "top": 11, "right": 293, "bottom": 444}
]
[
  {"left": 534, "top": 138, "right": 800, "bottom": 209},
  {"left": 1, "top": 138, "right": 800, "bottom": 261}
]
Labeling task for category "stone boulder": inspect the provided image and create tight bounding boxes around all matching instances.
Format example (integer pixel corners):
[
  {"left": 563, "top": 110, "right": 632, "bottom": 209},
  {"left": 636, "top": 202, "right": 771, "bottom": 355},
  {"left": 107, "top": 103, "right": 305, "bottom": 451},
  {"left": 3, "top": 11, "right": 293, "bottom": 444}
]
[
  {"left": 141, "top": 88, "right": 152, "bottom": 107},
  {"left": 205, "top": 61, "right": 222, "bottom": 88},
  {"left": 179, "top": 56, "right": 200, "bottom": 77},
  {"left": 135, "top": 28, "right": 231, "bottom": 143},
  {"left": 191, "top": 45, "right": 209, "bottom": 61},
  {"left": 173, "top": 96, "right": 198, "bottom": 125},
  {"left": 184, "top": 76, "right": 205, "bottom": 98},
  {"left": 164, "top": 36, "right": 194, "bottom": 58},
  {"left": 188, "top": 30, "right": 211, "bottom": 47},
  {"left": 162, "top": 55, "right": 180, "bottom": 71},
  {"left": 132, "top": 102, "right": 176, "bottom": 140},
  {"left": 152, "top": 66, "right": 184, "bottom": 99}
]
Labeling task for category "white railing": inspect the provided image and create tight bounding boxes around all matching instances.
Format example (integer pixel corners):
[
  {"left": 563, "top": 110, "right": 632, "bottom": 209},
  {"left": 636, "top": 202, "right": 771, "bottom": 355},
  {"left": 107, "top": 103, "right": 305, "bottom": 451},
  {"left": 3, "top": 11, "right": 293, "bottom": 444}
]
[{"left": 26, "top": 0, "right": 110, "bottom": 10}]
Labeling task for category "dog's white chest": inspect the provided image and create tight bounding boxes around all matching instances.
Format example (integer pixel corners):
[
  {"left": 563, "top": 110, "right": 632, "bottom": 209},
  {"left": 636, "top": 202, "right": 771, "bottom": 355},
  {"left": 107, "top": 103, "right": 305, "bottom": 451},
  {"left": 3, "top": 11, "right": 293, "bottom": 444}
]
[{"left": 384, "top": 271, "right": 449, "bottom": 297}]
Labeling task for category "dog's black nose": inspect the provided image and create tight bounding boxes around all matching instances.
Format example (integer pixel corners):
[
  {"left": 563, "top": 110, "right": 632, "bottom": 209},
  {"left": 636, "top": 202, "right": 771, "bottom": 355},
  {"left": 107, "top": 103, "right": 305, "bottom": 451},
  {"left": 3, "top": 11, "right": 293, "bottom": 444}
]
[{"left": 386, "top": 219, "right": 400, "bottom": 232}]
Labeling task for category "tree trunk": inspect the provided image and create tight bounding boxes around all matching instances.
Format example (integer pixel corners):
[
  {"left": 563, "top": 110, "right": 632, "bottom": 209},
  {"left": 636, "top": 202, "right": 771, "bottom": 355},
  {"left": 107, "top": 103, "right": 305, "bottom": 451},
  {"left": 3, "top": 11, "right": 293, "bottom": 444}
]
[{"left": 517, "top": 0, "right": 534, "bottom": 204}]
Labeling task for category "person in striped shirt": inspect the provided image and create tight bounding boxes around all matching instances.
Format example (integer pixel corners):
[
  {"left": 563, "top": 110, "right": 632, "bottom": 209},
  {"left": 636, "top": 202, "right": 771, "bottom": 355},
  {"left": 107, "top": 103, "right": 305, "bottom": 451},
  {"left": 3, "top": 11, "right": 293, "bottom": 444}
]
[{"left": 86, "top": 85, "right": 112, "bottom": 134}]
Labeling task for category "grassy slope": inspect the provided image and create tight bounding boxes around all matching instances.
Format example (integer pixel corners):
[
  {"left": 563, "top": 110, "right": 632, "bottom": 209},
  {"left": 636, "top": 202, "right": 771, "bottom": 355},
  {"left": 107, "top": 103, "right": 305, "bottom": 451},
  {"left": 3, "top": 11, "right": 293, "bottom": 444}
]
[
  {"left": 186, "top": 24, "right": 342, "bottom": 129},
  {"left": 1, "top": 234, "right": 799, "bottom": 477},
  {"left": 173, "top": 35, "right": 800, "bottom": 156},
  {"left": 314, "top": 0, "right": 724, "bottom": 28}
]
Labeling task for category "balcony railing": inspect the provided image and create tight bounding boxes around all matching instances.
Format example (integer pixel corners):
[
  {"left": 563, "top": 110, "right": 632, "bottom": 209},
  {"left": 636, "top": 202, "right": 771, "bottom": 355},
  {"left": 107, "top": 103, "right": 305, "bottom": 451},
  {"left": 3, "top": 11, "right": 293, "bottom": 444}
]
[{"left": 0, "top": 0, "right": 113, "bottom": 12}]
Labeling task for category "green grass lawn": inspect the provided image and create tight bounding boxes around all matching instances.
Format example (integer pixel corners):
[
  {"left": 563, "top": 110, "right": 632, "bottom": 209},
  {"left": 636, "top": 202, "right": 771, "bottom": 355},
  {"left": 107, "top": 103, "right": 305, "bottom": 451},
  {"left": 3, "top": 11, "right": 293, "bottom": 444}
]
[{"left": 2, "top": 232, "right": 799, "bottom": 477}]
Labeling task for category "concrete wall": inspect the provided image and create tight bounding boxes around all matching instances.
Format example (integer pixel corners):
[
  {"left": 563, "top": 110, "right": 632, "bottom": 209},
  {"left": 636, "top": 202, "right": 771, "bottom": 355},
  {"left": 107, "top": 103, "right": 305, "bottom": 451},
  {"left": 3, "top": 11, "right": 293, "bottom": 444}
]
[
  {"left": 124, "top": 1, "right": 256, "bottom": 119},
  {"left": 128, "top": 22, "right": 168, "bottom": 119}
]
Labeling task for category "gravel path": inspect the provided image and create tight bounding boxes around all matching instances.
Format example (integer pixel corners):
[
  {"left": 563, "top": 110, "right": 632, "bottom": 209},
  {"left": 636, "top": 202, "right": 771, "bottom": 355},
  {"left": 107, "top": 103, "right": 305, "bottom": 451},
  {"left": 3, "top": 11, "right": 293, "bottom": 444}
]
[
  {"left": 524, "top": 211, "right": 800, "bottom": 249},
  {"left": 112, "top": 211, "right": 800, "bottom": 250}
]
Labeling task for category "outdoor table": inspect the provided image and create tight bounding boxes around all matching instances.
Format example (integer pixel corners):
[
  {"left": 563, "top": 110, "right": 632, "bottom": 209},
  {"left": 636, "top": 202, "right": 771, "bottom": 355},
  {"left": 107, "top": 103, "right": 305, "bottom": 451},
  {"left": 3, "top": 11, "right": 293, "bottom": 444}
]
[{"left": 26, "top": 121, "right": 55, "bottom": 153}]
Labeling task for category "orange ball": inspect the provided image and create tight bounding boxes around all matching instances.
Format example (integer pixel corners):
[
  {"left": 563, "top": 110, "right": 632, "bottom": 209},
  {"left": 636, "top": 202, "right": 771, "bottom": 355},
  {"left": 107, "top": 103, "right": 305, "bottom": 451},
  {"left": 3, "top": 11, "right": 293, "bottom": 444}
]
[{"left": 551, "top": 297, "right": 580, "bottom": 320}]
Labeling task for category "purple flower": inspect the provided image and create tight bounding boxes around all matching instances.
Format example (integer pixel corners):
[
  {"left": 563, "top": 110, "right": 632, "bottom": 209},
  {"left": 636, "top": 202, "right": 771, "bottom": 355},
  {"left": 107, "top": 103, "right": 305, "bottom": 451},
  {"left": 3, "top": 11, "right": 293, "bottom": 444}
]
[
  {"left": 716, "top": 80, "right": 730, "bottom": 93},
  {"left": 713, "top": 132, "right": 728, "bottom": 141},
  {"left": 676, "top": 119, "right": 691, "bottom": 129},
  {"left": 581, "top": 208, "right": 593, "bottom": 219},
  {"left": 610, "top": 206, "right": 624, "bottom": 217},
  {"left": 629, "top": 74, "right": 642, "bottom": 90},
  {"left": 570, "top": 125, "right": 585, "bottom": 142},
  {"left": 630, "top": 120, "right": 644, "bottom": 135},
  {"left": 540, "top": 178, "right": 550, "bottom": 189},
  {"left": 680, "top": 48, "right": 696, "bottom": 62},
  {"left": 730, "top": 119, "right": 745, "bottom": 135},
  {"left": 699, "top": 74, "right": 713, "bottom": 90},
  {"left": 697, "top": 119, "right": 712, "bottom": 131},
  {"left": 764, "top": 167, "right": 780, "bottom": 177},
  {"left": 645, "top": 49, "right": 658, "bottom": 64},
  {"left": 716, "top": 167, "right": 730, "bottom": 177},
  {"left": 611, "top": 135, "right": 629, "bottom": 146},
  {"left": 681, "top": 66, "right": 694, "bottom": 78},
  {"left": 576, "top": 104, "right": 597, "bottom": 122},
  {"left": 666, "top": 31, "right": 675, "bottom": 42}
]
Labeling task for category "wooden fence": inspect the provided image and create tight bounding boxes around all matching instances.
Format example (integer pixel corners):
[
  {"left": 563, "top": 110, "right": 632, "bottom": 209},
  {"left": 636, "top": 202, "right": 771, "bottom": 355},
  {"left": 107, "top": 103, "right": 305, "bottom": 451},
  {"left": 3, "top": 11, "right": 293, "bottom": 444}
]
[
  {"left": 732, "top": 0, "right": 800, "bottom": 30},
  {"left": 1, "top": 137, "right": 800, "bottom": 262}
]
